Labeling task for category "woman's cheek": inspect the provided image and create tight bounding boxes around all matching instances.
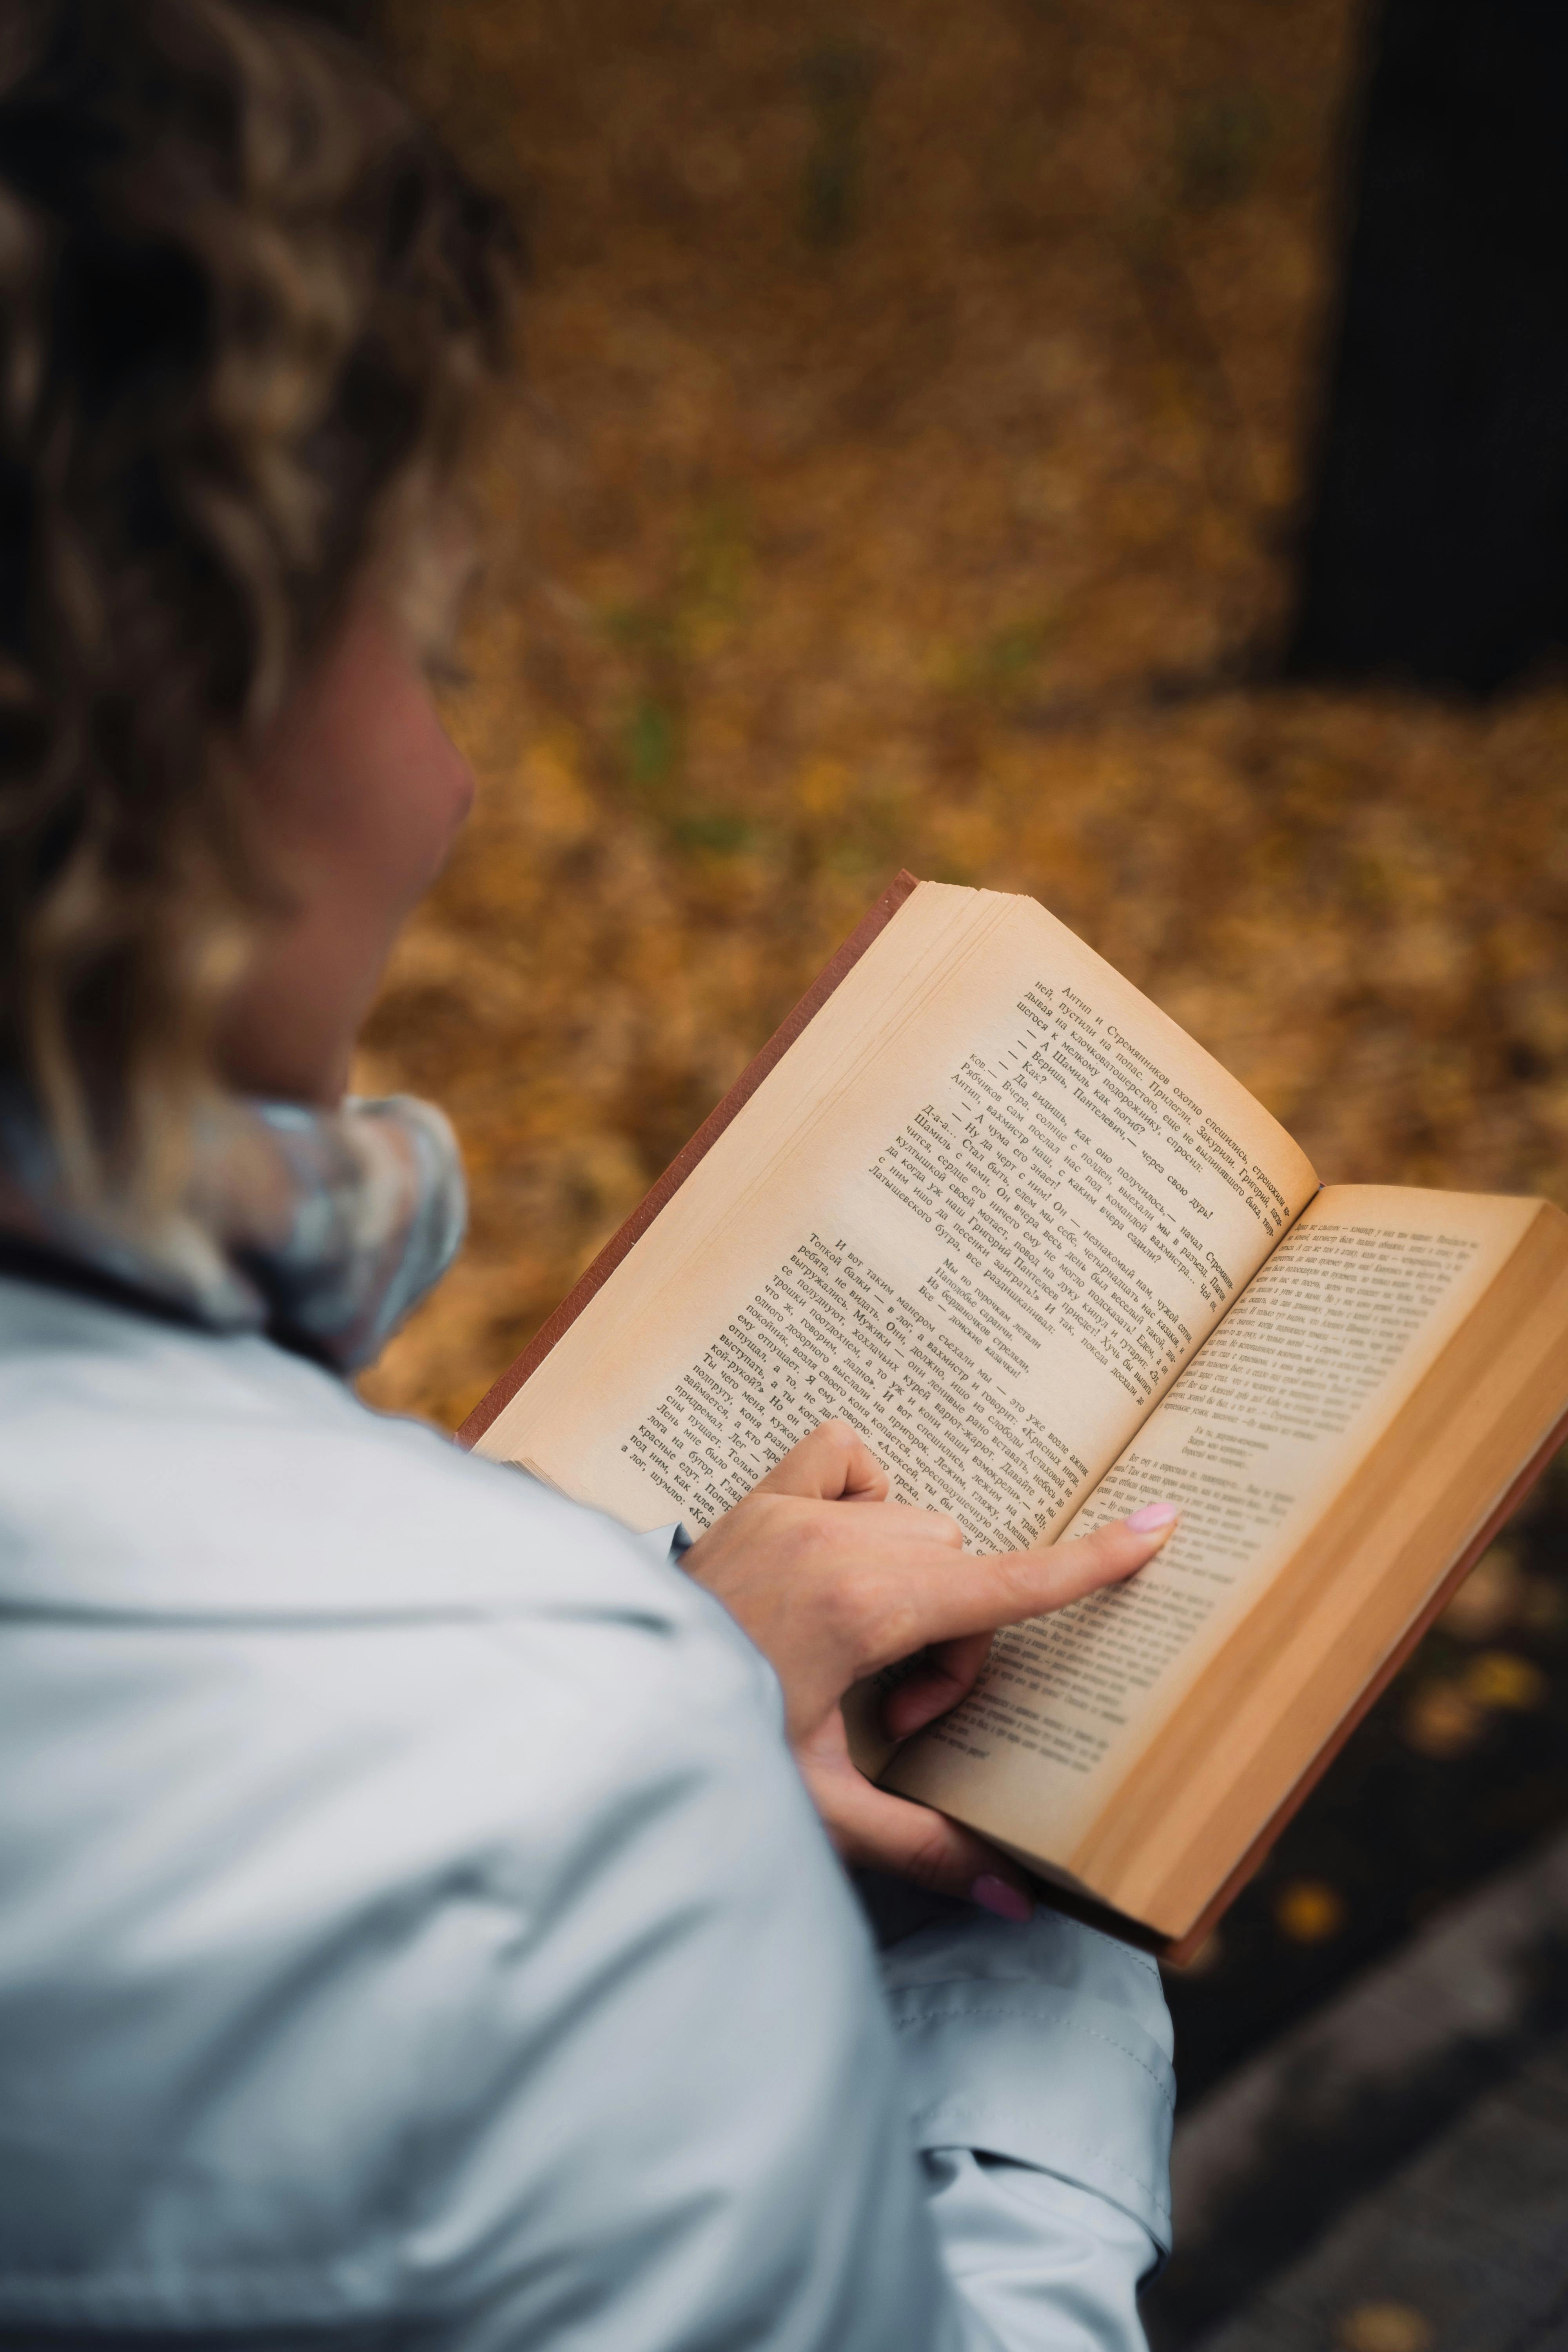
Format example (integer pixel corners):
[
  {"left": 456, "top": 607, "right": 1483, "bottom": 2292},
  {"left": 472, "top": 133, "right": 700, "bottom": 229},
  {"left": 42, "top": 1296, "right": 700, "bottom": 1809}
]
[
  {"left": 407, "top": 735, "right": 474, "bottom": 902},
  {"left": 371, "top": 697, "right": 475, "bottom": 914}
]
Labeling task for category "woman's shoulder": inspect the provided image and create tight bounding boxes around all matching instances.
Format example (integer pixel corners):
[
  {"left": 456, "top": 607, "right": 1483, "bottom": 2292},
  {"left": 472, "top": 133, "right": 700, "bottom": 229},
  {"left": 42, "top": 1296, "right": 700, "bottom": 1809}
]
[
  {"left": 0, "top": 1277, "right": 899, "bottom": 2345},
  {"left": 0, "top": 1269, "right": 704, "bottom": 1627},
  {"left": 0, "top": 1269, "right": 806, "bottom": 2033},
  {"left": 0, "top": 1270, "right": 795, "bottom": 1915}
]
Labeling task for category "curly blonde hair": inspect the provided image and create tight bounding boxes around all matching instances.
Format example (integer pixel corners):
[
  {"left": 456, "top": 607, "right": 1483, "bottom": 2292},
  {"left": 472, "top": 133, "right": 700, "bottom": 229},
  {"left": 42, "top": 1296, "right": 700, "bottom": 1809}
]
[{"left": 0, "top": 0, "right": 514, "bottom": 1202}]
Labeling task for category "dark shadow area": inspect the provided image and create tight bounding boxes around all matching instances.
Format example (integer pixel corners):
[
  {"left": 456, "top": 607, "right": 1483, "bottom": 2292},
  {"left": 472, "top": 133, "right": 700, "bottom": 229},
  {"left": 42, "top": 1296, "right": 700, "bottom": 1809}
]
[
  {"left": 1289, "top": 0, "right": 1568, "bottom": 694},
  {"left": 1147, "top": 1933, "right": 1568, "bottom": 2345}
]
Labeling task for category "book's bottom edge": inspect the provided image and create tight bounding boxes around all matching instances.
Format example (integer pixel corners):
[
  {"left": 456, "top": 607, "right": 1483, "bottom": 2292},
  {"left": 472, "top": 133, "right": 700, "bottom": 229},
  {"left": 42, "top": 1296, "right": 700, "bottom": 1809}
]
[
  {"left": 1018, "top": 1868, "right": 1183, "bottom": 1963},
  {"left": 985, "top": 1841, "right": 1191, "bottom": 1961}
]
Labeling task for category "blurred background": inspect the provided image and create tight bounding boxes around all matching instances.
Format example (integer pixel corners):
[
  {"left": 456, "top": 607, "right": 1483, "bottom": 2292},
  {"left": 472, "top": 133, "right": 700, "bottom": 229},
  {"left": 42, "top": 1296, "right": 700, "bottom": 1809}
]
[{"left": 345, "top": 2, "right": 1568, "bottom": 2339}]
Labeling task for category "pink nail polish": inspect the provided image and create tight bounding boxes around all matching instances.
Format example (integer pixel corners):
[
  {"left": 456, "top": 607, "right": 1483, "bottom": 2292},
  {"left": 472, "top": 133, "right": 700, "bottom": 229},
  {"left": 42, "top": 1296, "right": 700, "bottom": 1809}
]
[
  {"left": 971, "top": 1873, "right": 1033, "bottom": 1923},
  {"left": 1124, "top": 1500, "right": 1180, "bottom": 1533}
]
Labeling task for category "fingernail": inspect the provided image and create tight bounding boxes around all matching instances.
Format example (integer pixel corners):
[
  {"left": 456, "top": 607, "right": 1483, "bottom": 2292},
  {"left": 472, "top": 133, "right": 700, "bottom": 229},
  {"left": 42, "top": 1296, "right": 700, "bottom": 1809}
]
[
  {"left": 970, "top": 1873, "right": 1034, "bottom": 1923},
  {"left": 1124, "top": 1500, "right": 1180, "bottom": 1534}
]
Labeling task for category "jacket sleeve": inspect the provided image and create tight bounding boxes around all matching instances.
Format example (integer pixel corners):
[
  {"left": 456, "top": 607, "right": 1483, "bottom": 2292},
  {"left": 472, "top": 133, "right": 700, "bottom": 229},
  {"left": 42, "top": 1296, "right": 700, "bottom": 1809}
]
[
  {"left": 0, "top": 1459, "right": 1171, "bottom": 2352},
  {"left": 635, "top": 1528, "right": 1175, "bottom": 2352},
  {"left": 877, "top": 1907, "right": 1174, "bottom": 2350},
  {"left": 357, "top": 1604, "right": 1174, "bottom": 2352},
  {"left": 361, "top": 1517, "right": 1175, "bottom": 2352}
]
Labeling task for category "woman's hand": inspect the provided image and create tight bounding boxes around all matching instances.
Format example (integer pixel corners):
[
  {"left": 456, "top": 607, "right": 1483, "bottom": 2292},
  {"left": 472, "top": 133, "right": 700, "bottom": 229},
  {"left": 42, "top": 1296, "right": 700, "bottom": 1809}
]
[{"left": 681, "top": 1421, "right": 1179, "bottom": 1918}]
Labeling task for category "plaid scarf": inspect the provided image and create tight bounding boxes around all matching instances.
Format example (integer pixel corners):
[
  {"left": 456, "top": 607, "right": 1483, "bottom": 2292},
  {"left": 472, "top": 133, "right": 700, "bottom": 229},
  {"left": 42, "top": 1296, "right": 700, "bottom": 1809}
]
[{"left": 0, "top": 1092, "right": 466, "bottom": 1374}]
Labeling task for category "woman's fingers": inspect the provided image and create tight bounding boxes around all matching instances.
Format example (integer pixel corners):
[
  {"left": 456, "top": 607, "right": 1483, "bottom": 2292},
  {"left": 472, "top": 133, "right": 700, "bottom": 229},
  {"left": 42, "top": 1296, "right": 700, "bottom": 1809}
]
[
  {"left": 801, "top": 1740, "right": 1035, "bottom": 1912},
  {"left": 882, "top": 1631, "right": 994, "bottom": 1740},
  {"left": 853, "top": 1504, "right": 1181, "bottom": 1676},
  {"left": 689, "top": 1452, "right": 1182, "bottom": 1902},
  {"left": 756, "top": 1419, "right": 891, "bottom": 1505},
  {"left": 874, "top": 1513, "right": 1180, "bottom": 1737},
  {"left": 686, "top": 1447, "right": 1179, "bottom": 1758}
]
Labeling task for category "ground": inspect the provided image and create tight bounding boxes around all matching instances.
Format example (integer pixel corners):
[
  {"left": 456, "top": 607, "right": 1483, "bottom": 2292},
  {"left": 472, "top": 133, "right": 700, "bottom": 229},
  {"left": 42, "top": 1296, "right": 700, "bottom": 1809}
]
[
  {"left": 355, "top": 0, "right": 1568, "bottom": 2101},
  {"left": 360, "top": 0, "right": 1568, "bottom": 1438}
]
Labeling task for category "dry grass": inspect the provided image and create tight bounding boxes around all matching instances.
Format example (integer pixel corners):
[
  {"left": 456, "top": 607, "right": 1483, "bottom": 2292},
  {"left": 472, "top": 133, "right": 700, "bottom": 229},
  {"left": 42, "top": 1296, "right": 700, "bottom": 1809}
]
[{"left": 357, "top": 0, "right": 1568, "bottom": 1429}]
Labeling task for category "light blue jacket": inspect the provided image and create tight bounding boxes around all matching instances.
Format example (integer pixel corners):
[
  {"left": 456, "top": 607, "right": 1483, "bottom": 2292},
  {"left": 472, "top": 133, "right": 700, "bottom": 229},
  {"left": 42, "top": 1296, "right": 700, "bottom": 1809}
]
[{"left": 0, "top": 1274, "right": 1174, "bottom": 2349}]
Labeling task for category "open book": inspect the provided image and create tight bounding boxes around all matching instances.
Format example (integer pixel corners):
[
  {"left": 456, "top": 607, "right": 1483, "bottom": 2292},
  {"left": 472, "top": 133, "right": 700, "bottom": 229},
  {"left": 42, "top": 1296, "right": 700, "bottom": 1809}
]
[{"left": 461, "top": 873, "right": 1568, "bottom": 1958}]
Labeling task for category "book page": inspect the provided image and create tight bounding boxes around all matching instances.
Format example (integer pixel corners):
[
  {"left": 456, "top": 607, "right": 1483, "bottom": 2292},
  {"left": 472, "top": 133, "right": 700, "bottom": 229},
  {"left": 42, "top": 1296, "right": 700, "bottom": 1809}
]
[
  {"left": 887, "top": 1186, "right": 1535, "bottom": 1859},
  {"left": 479, "top": 882, "right": 1318, "bottom": 1546}
]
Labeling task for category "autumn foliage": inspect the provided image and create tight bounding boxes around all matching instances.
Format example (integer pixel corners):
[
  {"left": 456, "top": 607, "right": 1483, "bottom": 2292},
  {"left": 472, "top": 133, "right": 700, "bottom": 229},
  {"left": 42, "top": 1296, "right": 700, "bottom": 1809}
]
[{"left": 359, "top": 0, "right": 1568, "bottom": 1432}]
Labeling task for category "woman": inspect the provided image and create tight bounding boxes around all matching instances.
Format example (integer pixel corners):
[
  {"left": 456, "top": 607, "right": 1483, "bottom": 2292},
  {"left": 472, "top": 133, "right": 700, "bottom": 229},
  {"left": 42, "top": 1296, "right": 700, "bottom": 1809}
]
[{"left": 0, "top": 5, "right": 1181, "bottom": 2346}]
